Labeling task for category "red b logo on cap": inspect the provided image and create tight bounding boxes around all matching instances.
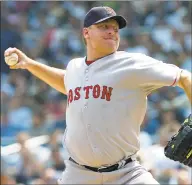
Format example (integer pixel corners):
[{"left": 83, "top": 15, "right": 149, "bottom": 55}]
[{"left": 104, "top": 7, "right": 116, "bottom": 16}]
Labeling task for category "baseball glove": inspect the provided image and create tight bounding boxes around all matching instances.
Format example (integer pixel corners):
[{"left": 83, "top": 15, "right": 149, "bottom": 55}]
[{"left": 164, "top": 114, "right": 192, "bottom": 167}]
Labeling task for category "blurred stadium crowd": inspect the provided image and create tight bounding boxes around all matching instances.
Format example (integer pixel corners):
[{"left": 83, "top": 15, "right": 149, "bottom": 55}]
[{"left": 1, "top": 1, "right": 191, "bottom": 184}]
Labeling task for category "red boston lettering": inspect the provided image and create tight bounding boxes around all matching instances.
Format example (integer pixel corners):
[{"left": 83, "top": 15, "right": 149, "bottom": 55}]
[
  {"left": 101, "top": 86, "right": 113, "bottom": 101},
  {"left": 74, "top": 87, "right": 81, "bottom": 101},
  {"left": 93, "top": 84, "right": 100, "bottom": 98},
  {"left": 84, "top": 86, "right": 93, "bottom": 99},
  {"left": 68, "top": 89, "right": 73, "bottom": 104},
  {"left": 68, "top": 85, "right": 113, "bottom": 105}
]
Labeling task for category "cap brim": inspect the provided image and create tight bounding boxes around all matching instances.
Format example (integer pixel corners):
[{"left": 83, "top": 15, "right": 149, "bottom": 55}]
[{"left": 94, "top": 15, "right": 127, "bottom": 29}]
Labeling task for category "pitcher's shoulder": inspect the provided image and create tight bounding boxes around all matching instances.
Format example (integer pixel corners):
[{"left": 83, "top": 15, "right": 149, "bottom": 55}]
[
  {"left": 67, "top": 56, "right": 86, "bottom": 69},
  {"left": 115, "top": 51, "right": 146, "bottom": 61},
  {"left": 116, "top": 51, "right": 145, "bottom": 58}
]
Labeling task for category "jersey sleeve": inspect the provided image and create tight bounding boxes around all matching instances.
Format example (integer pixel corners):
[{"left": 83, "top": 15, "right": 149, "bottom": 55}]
[
  {"left": 133, "top": 54, "right": 182, "bottom": 94},
  {"left": 63, "top": 59, "right": 73, "bottom": 93},
  {"left": 63, "top": 69, "right": 67, "bottom": 91}
]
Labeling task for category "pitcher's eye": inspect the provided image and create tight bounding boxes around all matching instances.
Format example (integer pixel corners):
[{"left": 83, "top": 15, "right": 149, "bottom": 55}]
[
  {"left": 98, "top": 24, "right": 108, "bottom": 29},
  {"left": 114, "top": 28, "right": 118, "bottom": 32},
  {"left": 104, "top": 25, "right": 108, "bottom": 29}
]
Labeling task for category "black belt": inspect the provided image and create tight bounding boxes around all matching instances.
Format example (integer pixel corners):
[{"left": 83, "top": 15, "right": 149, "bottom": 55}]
[{"left": 69, "top": 157, "right": 133, "bottom": 173}]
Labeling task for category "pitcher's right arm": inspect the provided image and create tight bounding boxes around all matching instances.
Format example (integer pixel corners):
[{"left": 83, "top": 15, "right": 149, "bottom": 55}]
[{"left": 4, "top": 47, "right": 67, "bottom": 95}]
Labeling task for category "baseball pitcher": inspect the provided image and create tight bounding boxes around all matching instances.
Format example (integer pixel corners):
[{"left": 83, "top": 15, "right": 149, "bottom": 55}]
[{"left": 4, "top": 6, "right": 191, "bottom": 184}]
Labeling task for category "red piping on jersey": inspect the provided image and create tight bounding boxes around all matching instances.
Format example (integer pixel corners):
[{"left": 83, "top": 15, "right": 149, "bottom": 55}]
[
  {"left": 86, "top": 60, "right": 95, "bottom": 65},
  {"left": 171, "top": 76, "right": 177, "bottom": 86}
]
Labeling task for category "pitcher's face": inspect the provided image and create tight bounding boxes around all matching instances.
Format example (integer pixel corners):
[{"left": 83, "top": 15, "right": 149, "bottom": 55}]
[{"left": 83, "top": 19, "right": 120, "bottom": 54}]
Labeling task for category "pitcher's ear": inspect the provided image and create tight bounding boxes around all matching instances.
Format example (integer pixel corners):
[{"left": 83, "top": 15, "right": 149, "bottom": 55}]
[{"left": 83, "top": 28, "right": 89, "bottom": 39}]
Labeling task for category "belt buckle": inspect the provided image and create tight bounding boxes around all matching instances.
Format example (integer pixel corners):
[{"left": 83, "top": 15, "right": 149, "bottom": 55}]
[
  {"left": 98, "top": 159, "right": 127, "bottom": 172},
  {"left": 117, "top": 159, "right": 127, "bottom": 169}
]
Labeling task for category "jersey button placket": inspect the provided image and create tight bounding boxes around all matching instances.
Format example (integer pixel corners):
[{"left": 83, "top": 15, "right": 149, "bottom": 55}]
[
  {"left": 83, "top": 68, "right": 94, "bottom": 144},
  {"left": 84, "top": 103, "right": 88, "bottom": 109},
  {"left": 84, "top": 68, "right": 89, "bottom": 108},
  {"left": 84, "top": 67, "right": 98, "bottom": 153},
  {"left": 85, "top": 69, "right": 89, "bottom": 81},
  {"left": 84, "top": 69, "right": 89, "bottom": 109}
]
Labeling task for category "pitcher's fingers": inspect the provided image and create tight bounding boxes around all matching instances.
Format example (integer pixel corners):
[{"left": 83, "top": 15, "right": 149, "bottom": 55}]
[
  {"left": 12, "top": 47, "right": 24, "bottom": 56},
  {"left": 4, "top": 47, "right": 23, "bottom": 57},
  {"left": 10, "top": 66, "right": 19, "bottom": 70},
  {"left": 4, "top": 47, "right": 15, "bottom": 57},
  {"left": 9, "top": 63, "right": 20, "bottom": 69}
]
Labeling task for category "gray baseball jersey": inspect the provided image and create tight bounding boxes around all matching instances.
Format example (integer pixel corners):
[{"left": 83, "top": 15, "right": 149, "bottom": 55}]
[{"left": 63, "top": 51, "right": 182, "bottom": 167}]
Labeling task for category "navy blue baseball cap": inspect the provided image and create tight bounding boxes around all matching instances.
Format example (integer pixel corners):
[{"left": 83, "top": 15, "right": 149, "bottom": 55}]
[{"left": 84, "top": 6, "right": 127, "bottom": 29}]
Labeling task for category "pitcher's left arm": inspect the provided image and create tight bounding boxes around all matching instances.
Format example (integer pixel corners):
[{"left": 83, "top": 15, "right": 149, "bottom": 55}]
[{"left": 177, "top": 70, "right": 192, "bottom": 105}]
